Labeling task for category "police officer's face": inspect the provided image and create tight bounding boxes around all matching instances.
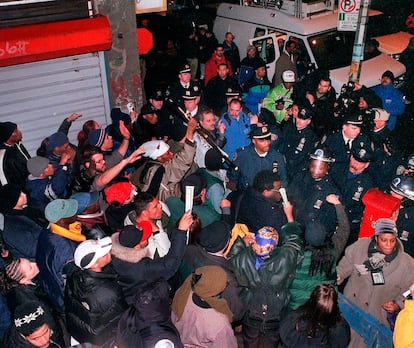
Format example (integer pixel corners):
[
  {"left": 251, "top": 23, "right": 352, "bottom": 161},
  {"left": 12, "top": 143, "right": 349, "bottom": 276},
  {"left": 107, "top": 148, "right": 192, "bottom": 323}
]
[
  {"left": 349, "top": 156, "right": 369, "bottom": 174},
  {"left": 295, "top": 118, "right": 311, "bottom": 131},
  {"left": 179, "top": 72, "right": 191, "bottom": 84},
  {"left": 310, "top": 160, "right": 328, "bottom": 179},
  {"left": 342, "top": 124, "right": 361, "bottom": 140},
  {"left": 317, "top": 80, "right": 331, "bottom": 95},
  {"left": 184, "top": 99, "right": 197, "bottom": 112},
  {"left": 253, "top": 137, "right": 271, "bottom": 154},
  {"left": 150, "top": 99, "right": 163, "bottom": 110}
]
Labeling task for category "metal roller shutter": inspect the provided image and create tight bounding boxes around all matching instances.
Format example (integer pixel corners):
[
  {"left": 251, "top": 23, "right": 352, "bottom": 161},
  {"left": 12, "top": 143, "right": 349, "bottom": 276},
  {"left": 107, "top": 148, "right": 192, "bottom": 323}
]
[{"left": 0, "top": 52, "right": 110, "bottom": 156}]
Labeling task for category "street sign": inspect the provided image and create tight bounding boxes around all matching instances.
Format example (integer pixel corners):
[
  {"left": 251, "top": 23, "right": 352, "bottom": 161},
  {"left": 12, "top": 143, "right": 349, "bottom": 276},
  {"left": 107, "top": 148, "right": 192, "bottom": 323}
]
[{"left": 338, "top": 0, "right": 361, "bottom": 31}]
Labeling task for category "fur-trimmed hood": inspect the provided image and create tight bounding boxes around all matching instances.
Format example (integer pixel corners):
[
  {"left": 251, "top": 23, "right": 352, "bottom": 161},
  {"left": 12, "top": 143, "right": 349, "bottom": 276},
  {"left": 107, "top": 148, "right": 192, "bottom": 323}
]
[{"left": 111, "top": 232, "right": 150, "bottom": 263}]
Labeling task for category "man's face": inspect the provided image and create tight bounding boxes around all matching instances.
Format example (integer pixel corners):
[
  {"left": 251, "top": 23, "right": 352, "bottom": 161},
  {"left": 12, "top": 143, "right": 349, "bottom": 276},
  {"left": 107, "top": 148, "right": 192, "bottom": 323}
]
[
  {"left": 342, "top": 124, "right": 361, "bottom": 139},
  {"left": 200, "top": 112, "right": 216, "bottom": 131},
  {"left": 7, "top": 128, "right": 22, "bottom": 144},
  {"left": 54, "top": 142, "right": 70, "bottom": 156},
  {"left": 349, "top": 156, "right": 369, "bottom": 174},
  {"left": 286, "top": 42, "right": 298, "bottom": 54},
  {"left": 25, "top": 323, "right": 51, "bottom": 348},
  {"left": 42, "top": 164, "right": 55, "bottom": 177},
  {"left": 216, "top": 46, "right": 224, "bottom": 58},
  {"left": 91, "top": 153, "right": 106, "bottom": 173},
  {"left": 295, "top": 118, "right": 311, "bottom": 130},
  {"left": 184, "top": 99, "right": 198, "bottom": 112},
  {"left": 157, "top": 150, "right": 174, "bottom": 163},
  {"left": 358, "top": 97, "right": 369, "bottom": 109},
  {"left": 252, "top": 137, "right": 271, "bottom": 154},
  {"left": 217, "top": 65, "right": 228, "bottom": 79},
  {"left": 149, "top": 99, "right": 163, "bottom": 110},
  {"left": 381, "top": 76, "right": 392, "bottom": 86},
  {"left": 225, "top": 33, "right": 234, "bottom": 44},
  {"left": 179, "top": 72, "right": 191, "bottom": 84},
  {"left": 229, "top": 101, "right": 242, "bottom": 118},
  {"left": 255, "top": 66, "right": 267, "bottom": 78},
  {"left": 146, "top": 198, "right": 163, "bottom": 220},
  {"left": 263, "top": 180, "right": 282, "bottom": 202},
  {"left": 310, "top": 160, "right": 329, "bottom": 179},
  {"left": 317, "top": 80, "right": 331, "bottom": 95},
  {"left": 283, "top": 81, "right": 294, "bottom": 90},
  {"left": 374, "top": 119, "right": 387, "bottom": 130}
]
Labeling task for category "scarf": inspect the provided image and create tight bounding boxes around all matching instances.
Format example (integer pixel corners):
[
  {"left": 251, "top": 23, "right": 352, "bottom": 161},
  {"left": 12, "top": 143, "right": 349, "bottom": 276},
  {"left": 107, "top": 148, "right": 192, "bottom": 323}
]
[
  {"left": 355, "top": 238, "right": 398, "bottom": 275},
  {"left": 49, "top": 222, "right": 86, "bottom": 242}
]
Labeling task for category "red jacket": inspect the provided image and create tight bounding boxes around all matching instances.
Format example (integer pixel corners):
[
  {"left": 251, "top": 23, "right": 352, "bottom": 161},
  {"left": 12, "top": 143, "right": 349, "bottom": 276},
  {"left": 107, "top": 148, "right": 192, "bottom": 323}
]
[{"left": 204, "top": 53, "right": 233, "bottom": 85}]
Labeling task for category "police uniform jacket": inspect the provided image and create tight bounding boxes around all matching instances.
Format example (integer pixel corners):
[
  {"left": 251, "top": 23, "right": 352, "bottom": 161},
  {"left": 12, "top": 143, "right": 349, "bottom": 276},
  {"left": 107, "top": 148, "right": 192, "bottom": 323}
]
[
  {"left": 397, "top": 204, "right": 414, "bottom": 258},
  {"left": 281, "top": 123, "right": 318, "bottom": 180},
  {"left": 288, "top": 171, "right": 339, "bottom": 235},
  {"left": 229, "top": 144, "right": 288, "bottom": 190}
]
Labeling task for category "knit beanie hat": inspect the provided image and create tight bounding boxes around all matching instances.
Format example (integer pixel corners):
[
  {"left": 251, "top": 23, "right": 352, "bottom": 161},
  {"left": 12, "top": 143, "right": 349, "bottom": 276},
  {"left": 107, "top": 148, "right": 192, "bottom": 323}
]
[
  {"left": 45, "top": 132, "right": 68, "bottom": 153},
  {"left": 88, "top": 128, "right": 108, "bottom": 148},
  {"left": 198, "top": 220, "right": 231, "bottom": 253},
  {"left": 0, "top": 184, "right": 21, "bottom": 214},
  {"left": 373, "top": 218, "right": 397, "bottom": 236},
  {"left": 13, "top": 301, "right": 48, "bottom": 336},
  {"left": 0, "top": 121, "right": 17, "bottom": 143},
  {"left": 27, "top": 156, "right": 49, "bottom": 177}
]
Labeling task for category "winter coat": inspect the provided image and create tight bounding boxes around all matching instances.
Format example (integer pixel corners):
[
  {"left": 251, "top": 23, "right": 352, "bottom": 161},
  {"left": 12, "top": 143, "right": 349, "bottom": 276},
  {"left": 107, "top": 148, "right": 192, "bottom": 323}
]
[
  {"left": 242, "top": 76, "right": 272, "bottom": 115},
  {"left": 337, "top": 237, "right": 414, "bottom": 328},
  {"left": 179, "top": 243, "right": 246, "bottom": 322},
  {"left": 110, "top": 227, "right": 187, "bottom": 305},
  {"left": 36, "top": 228, "right": 79, "bottom": 313},
  {"left": 132, "top": 139, "right": 196, "bottom": 202},
  {"left": 289, "top": 204, "right": 350, "bottom": 310},
  {"left": 171, "top": 290, "right": 237, "bottom": 348},
  {"left": 228, "top": 222, "right": 304, "bottom": 330},
  {"left": 236, "top": 187, "right": 287, "bottom": 233},
  {"left": 65, "top": 268, "right": 128, "bottom": 346},
  {"left": 0, "top": 141, "right": 30, "bottom": 191}
]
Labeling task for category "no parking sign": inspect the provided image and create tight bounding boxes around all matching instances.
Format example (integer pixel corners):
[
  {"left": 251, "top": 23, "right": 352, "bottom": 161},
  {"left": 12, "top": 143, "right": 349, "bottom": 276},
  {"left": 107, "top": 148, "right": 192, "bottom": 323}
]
[{"left": 338, "top": 0, "right": 360, "bottom": 31}]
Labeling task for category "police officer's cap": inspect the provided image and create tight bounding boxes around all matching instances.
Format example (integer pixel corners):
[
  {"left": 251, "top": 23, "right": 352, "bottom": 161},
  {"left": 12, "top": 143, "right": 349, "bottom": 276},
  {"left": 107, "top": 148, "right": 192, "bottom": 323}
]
[
  {"left": 343, "top": 113, "right": 364, "bottom": 126},
  {"left": 149, "top": 90, "right": 164, "bottom": 101},
  {"left": 390, "top": 175, "right": 414, "bottom": 201},
  {"left": 351, "top": 141, "right": 375, "bottom": 163},
  {"left": 310, "top": 147, "right": 335, "bottom": 163},
  {"left": 250, "top": 124, "right": 271, "bottom": 139},
  {"left": 225, "top": 87, "right": 241, "bottom": 97},
  {"left": 297, "top": 106, "right": 314, "bottom": 120},
  {"left": 182, "top": 86, "right": 200, "bottom": 100},
  {"left": 179, "top": 64, "right": 191, "bottom": 74}
]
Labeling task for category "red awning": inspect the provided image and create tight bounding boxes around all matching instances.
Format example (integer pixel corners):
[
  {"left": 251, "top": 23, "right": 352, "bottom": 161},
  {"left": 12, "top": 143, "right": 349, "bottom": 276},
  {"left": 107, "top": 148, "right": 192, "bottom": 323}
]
[{"left": 0, "top": 16, "right": 112, "bottom": 67}]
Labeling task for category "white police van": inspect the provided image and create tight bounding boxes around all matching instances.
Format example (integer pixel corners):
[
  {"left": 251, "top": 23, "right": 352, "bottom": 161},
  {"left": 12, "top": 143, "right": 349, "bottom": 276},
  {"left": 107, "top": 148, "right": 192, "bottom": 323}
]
[{"left": 213, "top": 0, "right": 406, "bottom": 93}]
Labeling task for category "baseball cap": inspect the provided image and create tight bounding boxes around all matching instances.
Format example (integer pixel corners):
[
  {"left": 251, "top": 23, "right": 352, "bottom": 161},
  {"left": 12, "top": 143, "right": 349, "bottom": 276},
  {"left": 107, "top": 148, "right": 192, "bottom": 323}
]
[
  {"left": 70, "top": 191, "right": 99, "bottom": 214},
  {"left": 74, "top": 237, "right": 112, "bottom": 269},
  {"left": 282, "top": 70, "right": 295, "bottom": 83},
  {"left": 45, "top": 199, "right": 78, "bottom": 223}
]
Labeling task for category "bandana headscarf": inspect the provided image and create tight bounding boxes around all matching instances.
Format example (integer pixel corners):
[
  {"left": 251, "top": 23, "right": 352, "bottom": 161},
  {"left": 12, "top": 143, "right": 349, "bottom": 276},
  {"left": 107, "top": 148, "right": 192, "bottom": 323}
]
[{"left": 253, "top": 226, "right": 279, "bottom": 270}]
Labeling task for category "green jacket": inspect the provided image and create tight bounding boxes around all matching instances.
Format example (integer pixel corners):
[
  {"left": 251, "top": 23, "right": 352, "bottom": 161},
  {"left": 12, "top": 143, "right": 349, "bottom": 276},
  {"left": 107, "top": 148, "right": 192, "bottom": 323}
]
[{"left": 228, "top": 222, "right": 304, "bottom": 330}]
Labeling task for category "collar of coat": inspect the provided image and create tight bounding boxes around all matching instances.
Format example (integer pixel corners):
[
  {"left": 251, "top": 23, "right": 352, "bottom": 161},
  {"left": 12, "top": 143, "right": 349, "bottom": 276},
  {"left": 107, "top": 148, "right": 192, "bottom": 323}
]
[{"left": 111, "top": 232, "right": 150, "bottom": 263}]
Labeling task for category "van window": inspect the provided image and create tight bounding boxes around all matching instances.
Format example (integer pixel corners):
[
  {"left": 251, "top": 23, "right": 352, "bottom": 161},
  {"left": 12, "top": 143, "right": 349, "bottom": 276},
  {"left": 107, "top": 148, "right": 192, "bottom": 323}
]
[
  {"left": 252, "top": 36, "right": 276, "bottom": 64},
  {"left": 254, "top": 27, "right": 266, "bottom": 37},
  {"left": 308, "top": 30, "right": 381, "bottom": 71}
]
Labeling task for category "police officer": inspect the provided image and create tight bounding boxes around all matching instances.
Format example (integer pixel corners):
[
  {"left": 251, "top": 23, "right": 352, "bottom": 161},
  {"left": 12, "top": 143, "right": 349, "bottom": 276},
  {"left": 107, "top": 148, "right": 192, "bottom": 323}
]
[
  {"left": 340, "top": 141, "right": 375, "bottom": 245},
  {"left": 324, "top": 112, "right": 372, "bottom": 188},
  {"left": 228, "top": 124, "right": 287, "bottom": 191},
  {"left": 281, "top": 105, "right": 319, "bottom": 181},
  {"left": 390, "top": 175, "right": 414, "bottom": 257},
  {"left": 165, "top": 64, "right": 202, "bottom": 110},
  {"left": 288, "top": 148, "right": 340, "bottom": 235}
]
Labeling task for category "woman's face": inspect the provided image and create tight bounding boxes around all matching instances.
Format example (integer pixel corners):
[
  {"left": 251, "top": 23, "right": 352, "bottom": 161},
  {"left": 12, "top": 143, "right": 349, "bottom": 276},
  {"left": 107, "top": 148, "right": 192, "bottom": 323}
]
[
  {"left": 376, "top": 234, "right": 397, "bottom": 255},
  {"left": 19, "top": 258, "right": 40, "bottom": 283}
]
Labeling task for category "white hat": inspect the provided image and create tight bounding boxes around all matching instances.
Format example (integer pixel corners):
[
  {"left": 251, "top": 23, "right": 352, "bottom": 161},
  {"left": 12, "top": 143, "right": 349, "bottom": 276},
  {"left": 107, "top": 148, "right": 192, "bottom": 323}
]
[
  {"left": 372, "top": 108, "right": 390, "bottom": 122},
  {"left": 282, "top": 70, "right": 295, "bottom": 83},
  {"left": 142, "top": 140, "right": 170, "bottom": 160},
  {"left": 74, "top": 237, "right": 112, "bottom": 270}
]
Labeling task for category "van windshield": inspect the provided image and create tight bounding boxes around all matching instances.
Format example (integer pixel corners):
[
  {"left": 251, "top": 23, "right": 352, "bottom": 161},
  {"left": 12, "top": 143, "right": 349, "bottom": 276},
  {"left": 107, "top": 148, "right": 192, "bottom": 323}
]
[{"left": 308, "top": 30, "right": 381, "bottom": 70}]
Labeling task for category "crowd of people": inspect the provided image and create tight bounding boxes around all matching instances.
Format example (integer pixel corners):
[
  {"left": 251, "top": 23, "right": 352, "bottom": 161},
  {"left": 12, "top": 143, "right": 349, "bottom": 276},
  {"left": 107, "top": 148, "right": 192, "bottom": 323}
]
[{"left": 1, "top": 27, "right": 414, "bottom": 348}]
